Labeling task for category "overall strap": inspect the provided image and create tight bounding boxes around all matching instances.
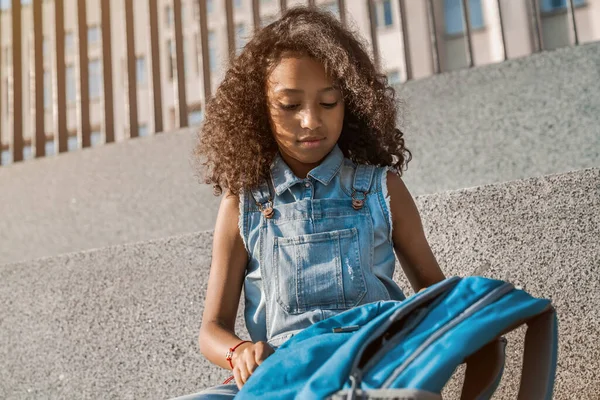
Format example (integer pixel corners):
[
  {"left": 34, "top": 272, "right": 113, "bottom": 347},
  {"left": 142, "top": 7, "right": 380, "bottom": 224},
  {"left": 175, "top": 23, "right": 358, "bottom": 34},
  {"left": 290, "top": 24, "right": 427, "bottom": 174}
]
[
  {"left": 250, "top": 178, "right": 274, "bottom": 218},
  {"left": 351, "top": 164, "right": 376, "bottom": 210},
  {"left": 352, "top": 164, "right": 376, "bottom": 193}
]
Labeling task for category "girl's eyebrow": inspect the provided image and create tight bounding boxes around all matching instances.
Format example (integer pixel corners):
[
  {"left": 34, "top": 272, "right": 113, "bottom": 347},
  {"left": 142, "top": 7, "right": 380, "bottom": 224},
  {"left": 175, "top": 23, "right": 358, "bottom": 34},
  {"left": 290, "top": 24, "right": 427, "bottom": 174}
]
[{"left": 274, "top": 87, "right": 337, "bottom": 94}]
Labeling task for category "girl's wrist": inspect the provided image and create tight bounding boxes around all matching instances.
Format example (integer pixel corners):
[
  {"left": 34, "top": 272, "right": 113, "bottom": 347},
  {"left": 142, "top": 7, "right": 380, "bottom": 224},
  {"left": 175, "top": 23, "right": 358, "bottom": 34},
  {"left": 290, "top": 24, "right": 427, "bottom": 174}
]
[{"left": 226, "top": 340, "right": 253, "bottom": 369}]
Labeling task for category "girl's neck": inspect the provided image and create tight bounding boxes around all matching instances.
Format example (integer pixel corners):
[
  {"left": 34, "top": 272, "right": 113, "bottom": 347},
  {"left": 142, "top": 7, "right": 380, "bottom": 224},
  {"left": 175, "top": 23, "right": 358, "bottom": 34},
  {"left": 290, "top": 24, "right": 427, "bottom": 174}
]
[{"left": 279, "top": 152, "right": 322, "bottom": 179}]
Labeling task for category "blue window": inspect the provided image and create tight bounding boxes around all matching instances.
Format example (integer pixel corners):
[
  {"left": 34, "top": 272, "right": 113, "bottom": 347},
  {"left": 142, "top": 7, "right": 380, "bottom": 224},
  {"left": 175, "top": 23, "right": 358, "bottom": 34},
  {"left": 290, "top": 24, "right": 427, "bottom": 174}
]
[
  {"left": 68, "top": 136, "right": 78, "bottom": 151},
  {"left": 207, "top": 0, "right": 213, "bottom": 13},
  {"left": 235, "top": 24, "right": 246, "bottom": 55},
  {"left": 91, "top": 131, "right": 103, "bottom": 147},
  {"left": 376, "top": 0, "right": 393, "bottom": 27},
  {"left": 165, "top": 5, "right": 174, "bottom": 27},
  {"left": 66, "top": 65, "right": 76, "bottom": 103},
  {"left": 444, "top": 0, "right": 484, "bottom": 35},
  {"left": 88, "top": 26, "right": 101, "bottom": 45},
  {"left": 387, "top": 70, "right": 401, "bottom": 85},
  {"left": 540, "top": 0, "right": 585, "bottom": 12},
  {"left": 208, "top": 31, "right": 217, "bottom": 72},
  {"left": 138, "top": 124, "right": 149, "bottom": 137},
  {"left": 261, "top": 15, "right": 277, "bottom": 28},
  {"left": 89, "top": 60, "right": 102, "bottom": 99},
  {"left": 45, "top": 140, "right": 55, "bottom": 157},
  {"left": 189, "top": 110, "right": 204, "bottom": 125},
  {"left": 167, "top": 40, "right": 175, "bottom": 80},
  {"left": 136, "top": 57, "right": 146, "bottom": 85},
  {"left": 65, "top": 32, "right": 75, "bottom": 53},
  {"left": 234, "top": 0, "right": 242, "bottom": 9},
  {"left": 319, "top": 2, "right": 339, "bottom": 17},
  {"left": 23, "top": 145, "right": 33, "bottom": 160},
  {"left": 0, "top": 0, "right": 32, "bottom": 10},
  {"left": 1, "top": 149, "right": 12, "bottom": 165}
]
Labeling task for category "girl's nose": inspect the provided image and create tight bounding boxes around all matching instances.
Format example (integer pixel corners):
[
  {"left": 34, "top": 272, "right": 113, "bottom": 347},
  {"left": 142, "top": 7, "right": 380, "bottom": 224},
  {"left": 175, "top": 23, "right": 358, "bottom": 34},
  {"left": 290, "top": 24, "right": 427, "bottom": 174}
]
[{"left": 300, "top": 107, "right": 323, "bottom": 131}]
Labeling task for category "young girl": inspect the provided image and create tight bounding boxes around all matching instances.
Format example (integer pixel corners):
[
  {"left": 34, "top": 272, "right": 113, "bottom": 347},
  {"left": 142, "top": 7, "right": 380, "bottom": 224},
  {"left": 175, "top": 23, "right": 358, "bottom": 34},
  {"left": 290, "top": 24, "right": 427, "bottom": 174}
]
[{"left": 173, "top": 6, "right": 445, "bottom": 399}]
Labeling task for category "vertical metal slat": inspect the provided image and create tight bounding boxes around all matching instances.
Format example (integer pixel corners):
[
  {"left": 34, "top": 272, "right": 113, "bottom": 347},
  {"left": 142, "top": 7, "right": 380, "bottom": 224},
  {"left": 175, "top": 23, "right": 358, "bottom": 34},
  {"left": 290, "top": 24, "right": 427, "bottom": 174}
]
[
  {"left": 530, "top": 0, "right": 544, "bottom": 52},
  {"left": 567, "top": 0, "right": 579, "bottom": 45},
  {"left": 77, "top": 0, "right": 91, "bottom": 148},
  {"left": 33, "top": 0, "right": 45, "bottom": 157},
  {"left": 280, "top": 0, "right": 287, "bottom": 13},
  {"left": 367, "top": 0, "right": 380, "bottom": 71},
  {"left": 252, "top": 0, "right": 261, "bottom": 33},
  {"left": 0, "top": 5, "right": 3, "bottom": 164},
  {"left": 497, "top": 0, "right": 508, "bottom": 60},
  {"left": 225, "top": 0, "right": 235, "bottom": 61},
  {"left": 308, "top": 0, "right": 316, "bottom": 8},
  {"left": 12, "top": 0, "right": 24, "bottom": 161},
  {"left": 100, "top": 0, "right": 115, "bottom": 143},
  {"left": 398, "top": 0, "right": 412, "bottom": 81},
  {"left": 148, "top": 0, "right": 163, "bottom": 133},
  {"left": 461, "top": 0, "right": 474, "bottom": 68},
  {"left": 337, "top": 0, "right": 347, "bottom": 26},
  {"left": 54, "top": 0, "right": 67, "bottom": 153},
  {"left": 124, "top": 0, "right": 139, "bottom": 137},
  {"left": 199, "top": 0, "right": 212, "bottom": 101},
  {"left": 426, "top": 0, "right": 441, "bottom": 74},
  {"left": 173, "top": 0, "right": 188, "bottom": 128}
]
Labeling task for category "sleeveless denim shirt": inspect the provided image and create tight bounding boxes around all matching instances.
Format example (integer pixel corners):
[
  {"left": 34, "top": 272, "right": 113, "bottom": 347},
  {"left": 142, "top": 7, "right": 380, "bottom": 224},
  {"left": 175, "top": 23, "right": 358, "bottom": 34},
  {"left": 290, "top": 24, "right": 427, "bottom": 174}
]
[{"left": 238, "top": 144, "right": 405, "bottom": 349}]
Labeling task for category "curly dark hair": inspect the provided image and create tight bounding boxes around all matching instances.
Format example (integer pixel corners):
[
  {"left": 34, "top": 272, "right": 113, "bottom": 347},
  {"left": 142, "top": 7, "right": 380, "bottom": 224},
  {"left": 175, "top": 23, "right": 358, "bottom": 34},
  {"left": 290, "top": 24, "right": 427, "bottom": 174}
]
[{"left": 194, "top": 5, "right": 411, "bottom": 197}]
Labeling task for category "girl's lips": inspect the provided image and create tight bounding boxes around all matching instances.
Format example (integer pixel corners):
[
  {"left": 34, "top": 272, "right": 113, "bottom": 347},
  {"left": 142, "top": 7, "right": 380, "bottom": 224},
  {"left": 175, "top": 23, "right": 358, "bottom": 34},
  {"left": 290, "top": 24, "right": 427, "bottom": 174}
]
[{"left": 298, "top": 138, "right": 325, "bottom": 148}]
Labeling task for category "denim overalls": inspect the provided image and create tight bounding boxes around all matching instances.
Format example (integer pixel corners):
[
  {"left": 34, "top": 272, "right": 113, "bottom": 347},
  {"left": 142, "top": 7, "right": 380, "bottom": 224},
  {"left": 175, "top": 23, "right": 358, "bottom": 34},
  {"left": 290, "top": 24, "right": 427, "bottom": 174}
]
[{"left": 171, "top": 144, "right": 406, "bottom": 400}]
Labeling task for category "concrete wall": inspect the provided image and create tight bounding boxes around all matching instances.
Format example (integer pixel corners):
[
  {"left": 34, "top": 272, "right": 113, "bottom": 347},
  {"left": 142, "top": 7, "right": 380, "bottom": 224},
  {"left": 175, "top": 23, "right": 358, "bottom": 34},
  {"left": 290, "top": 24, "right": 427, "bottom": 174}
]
[
  {"left": 397, "top": 41, "right": 600, "bottom": 195},
  {"left": 1, "top": 168, "right": 598, "bottom": 399},
  {"left": 0, "top": 128, "right": 222, "bottom": 265},
  {"left": 1, "top": 42, "right": 599, "bottom": 266}
]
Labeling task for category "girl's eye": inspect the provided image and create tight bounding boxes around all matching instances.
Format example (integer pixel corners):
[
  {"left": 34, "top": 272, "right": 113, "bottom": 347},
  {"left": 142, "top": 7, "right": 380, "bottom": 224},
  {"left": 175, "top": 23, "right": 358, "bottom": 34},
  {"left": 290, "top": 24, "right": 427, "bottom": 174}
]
[{"left": 279, "top": 102, "right": 338, "bottom": 111}]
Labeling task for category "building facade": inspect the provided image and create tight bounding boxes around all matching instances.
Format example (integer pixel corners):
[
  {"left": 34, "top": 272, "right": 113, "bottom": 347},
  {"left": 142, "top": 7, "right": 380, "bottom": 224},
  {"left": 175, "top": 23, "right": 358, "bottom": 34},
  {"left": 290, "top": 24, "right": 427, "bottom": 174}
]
[{"left": 1, "top": 0, "right": 599, "bottom": 165}]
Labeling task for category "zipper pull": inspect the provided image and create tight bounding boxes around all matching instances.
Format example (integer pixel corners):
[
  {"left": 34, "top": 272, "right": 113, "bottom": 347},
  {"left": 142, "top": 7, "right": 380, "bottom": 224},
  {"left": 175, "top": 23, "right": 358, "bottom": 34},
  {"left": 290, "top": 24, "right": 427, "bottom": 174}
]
[
  {"left": 347, "top": 371, "right": 363, "bottom": 400},
  {"left": 332, "top": 325, "right": 360, "bottom": 333}
]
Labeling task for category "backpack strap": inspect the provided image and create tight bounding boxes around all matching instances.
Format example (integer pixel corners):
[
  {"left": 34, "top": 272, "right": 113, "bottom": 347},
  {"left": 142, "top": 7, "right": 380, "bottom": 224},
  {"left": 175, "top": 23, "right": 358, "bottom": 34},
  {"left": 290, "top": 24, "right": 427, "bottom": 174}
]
[
  {"left": 461, "top": 337, "right": 507, "bottom": 399},
  {"left": 461, "top": 306, "right": 558, "bottom": 400},
  {"left": 517, "top": 306, "right": 558, "bottom": 400},
  {"left": 250, "top": 179, "right": 275, "bottom": 219},
  {"left": 351, "top": 164, "right": 376, "bottom": 210}
]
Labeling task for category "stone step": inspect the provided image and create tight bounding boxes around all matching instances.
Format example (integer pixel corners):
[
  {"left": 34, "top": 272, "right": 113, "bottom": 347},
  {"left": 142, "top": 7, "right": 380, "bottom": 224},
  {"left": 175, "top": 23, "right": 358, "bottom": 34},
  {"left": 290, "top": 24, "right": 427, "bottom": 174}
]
[{"left": 1, "top": 167, "right": 598, "bottom": 399}]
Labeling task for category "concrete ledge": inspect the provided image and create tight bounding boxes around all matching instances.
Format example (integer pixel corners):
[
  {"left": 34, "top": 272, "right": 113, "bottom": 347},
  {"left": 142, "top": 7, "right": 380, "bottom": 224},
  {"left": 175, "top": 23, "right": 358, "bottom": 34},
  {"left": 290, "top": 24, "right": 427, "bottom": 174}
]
[{"left": 1, "top": 168, "right": 598, "bottom": 399}]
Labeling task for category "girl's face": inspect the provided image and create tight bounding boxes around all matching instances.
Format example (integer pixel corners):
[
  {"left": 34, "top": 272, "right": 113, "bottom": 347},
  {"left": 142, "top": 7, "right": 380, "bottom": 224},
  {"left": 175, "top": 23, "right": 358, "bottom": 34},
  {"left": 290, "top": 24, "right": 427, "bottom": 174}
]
[{"left": 265, "top": 54, "right": 345, "bottom": 178}]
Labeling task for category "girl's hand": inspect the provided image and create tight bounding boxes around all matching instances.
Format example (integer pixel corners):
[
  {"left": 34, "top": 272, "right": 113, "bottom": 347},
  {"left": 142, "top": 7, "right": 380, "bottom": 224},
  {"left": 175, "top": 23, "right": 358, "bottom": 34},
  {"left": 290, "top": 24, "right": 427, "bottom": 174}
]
[{"left": 231, "top": 341, "right": 275, "bottom": 389}]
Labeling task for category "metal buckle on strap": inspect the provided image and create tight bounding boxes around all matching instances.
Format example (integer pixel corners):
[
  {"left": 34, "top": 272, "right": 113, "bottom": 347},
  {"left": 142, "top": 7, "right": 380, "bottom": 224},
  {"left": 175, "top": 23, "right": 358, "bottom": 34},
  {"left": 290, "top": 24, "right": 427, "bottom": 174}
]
[
  {"left": 257, "top": 199, "right": 274, "bottom": 219},
  {"left": 351, "top": 190, "right": 369, "bottom": 210}
]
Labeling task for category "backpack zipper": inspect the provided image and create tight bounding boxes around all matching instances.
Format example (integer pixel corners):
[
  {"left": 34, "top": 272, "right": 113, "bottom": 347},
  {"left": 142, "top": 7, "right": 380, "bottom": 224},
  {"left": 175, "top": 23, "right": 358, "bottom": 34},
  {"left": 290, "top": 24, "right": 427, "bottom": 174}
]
[
  {"left": 346, "top": 277, "right": 461, "bottom": 391},
  {"left": 359, "top": 306, "right": 431, "bottom": 375},
  {"left": 381, "top": 282, "right": 515, "bottom": 388}
]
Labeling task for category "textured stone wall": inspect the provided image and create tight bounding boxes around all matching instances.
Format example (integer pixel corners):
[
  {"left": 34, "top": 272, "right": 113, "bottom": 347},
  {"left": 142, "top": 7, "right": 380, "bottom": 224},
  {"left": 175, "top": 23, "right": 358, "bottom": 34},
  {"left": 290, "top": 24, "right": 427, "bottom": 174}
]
[{"left": 1, "top": 168, "right": 597, "bottom": 399}]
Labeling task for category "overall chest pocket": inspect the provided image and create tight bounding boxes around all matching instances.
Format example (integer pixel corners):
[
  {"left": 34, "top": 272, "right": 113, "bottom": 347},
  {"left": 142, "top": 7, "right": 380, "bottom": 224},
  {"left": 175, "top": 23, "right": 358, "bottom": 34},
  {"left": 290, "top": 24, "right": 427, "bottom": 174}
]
[{"left": 272, "top": 227, "right": 367, "bottom": 315}]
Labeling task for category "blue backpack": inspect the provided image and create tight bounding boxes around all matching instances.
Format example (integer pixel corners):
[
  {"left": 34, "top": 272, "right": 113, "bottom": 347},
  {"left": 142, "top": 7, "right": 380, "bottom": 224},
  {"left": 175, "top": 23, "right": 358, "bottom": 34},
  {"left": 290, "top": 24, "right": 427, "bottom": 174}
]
[{"left": 236, "top": 276, "right": 557, "bottom": 399}]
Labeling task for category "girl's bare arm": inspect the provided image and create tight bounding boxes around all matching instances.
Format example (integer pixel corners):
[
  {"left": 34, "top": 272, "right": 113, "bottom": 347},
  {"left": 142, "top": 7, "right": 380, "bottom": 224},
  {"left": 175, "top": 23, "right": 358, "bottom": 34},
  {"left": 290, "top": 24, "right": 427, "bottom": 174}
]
[
  {"left": 198, "top": 190, "right": 251, "bottom": 370},
  {"left": 386, "top": 171, "right": 446, "bottom": 293}
]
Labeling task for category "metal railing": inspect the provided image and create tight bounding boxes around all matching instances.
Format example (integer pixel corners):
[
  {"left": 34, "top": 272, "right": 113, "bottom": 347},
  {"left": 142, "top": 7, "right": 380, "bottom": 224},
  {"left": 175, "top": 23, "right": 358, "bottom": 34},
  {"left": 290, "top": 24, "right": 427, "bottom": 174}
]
[{"left": 0, "top": 0, "right": 591, "bottom": 166}]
